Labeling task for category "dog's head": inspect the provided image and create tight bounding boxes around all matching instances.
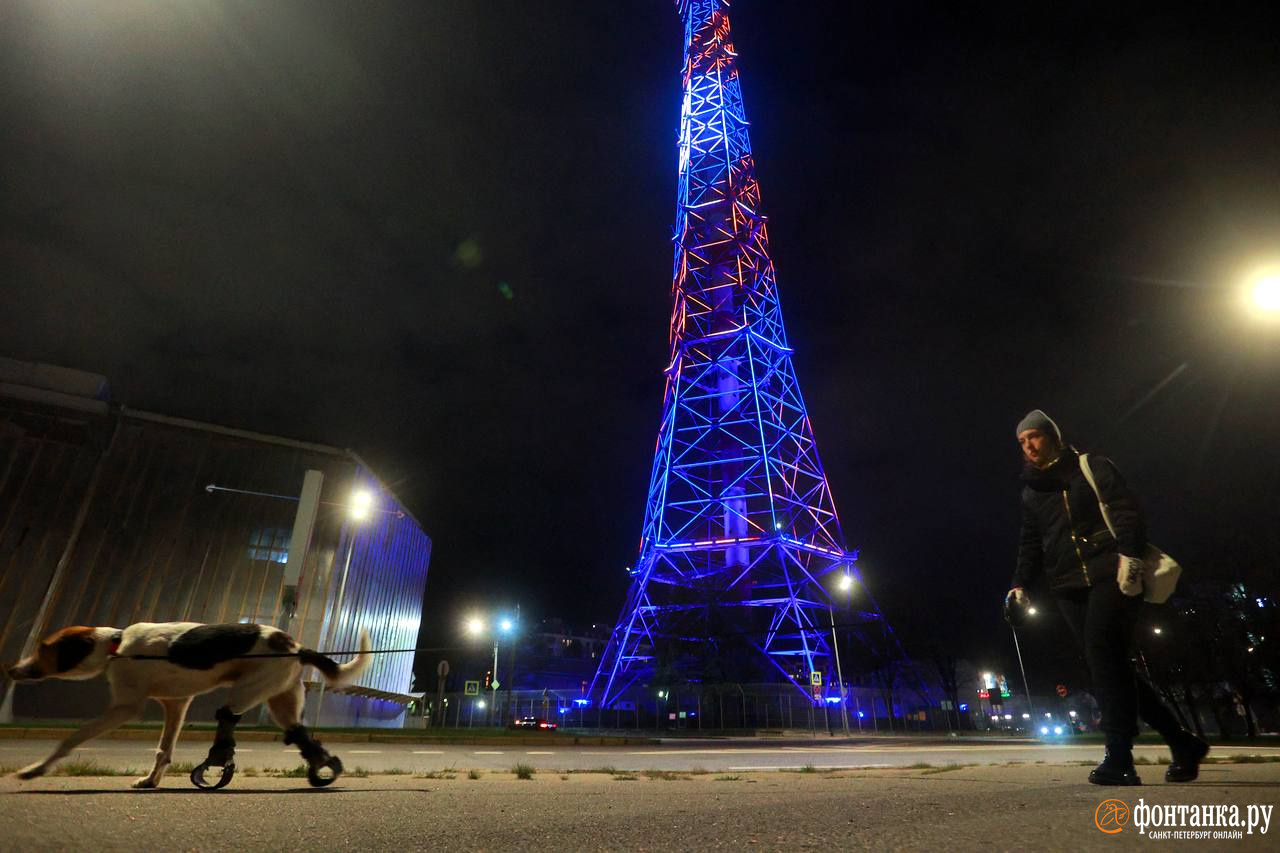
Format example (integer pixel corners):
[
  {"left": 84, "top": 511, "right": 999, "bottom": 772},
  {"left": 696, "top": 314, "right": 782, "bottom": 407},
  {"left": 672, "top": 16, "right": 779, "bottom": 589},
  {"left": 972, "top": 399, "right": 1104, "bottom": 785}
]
[{"left": 6, "top": 626, "right": 117, "bottom": 682}]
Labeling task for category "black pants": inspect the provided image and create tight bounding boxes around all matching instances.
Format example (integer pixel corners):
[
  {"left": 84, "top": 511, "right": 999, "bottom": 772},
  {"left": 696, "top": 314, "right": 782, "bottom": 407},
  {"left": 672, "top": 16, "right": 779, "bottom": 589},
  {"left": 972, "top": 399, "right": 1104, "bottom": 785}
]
[{"left": 1055, "top": 581, "right": 1182, "bottom": 746}]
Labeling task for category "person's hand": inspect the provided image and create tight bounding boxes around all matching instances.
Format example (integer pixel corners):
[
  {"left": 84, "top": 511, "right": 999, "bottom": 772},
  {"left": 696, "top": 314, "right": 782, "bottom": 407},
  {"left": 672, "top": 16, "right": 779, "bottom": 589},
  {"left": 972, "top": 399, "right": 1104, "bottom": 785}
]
[
  {"left": 1117, "top": 555, "right": 1144, "bottom": 596},
  {"left": 1004, "top": 587, "right": 1030, "bottom": 626}
]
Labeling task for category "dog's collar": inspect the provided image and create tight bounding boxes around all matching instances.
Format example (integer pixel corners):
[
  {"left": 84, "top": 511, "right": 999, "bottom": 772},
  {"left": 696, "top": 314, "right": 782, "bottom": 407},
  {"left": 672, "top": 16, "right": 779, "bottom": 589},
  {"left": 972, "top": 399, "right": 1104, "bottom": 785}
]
[{"left": 107, "top": 631, "right": 123, "bottom": 656}]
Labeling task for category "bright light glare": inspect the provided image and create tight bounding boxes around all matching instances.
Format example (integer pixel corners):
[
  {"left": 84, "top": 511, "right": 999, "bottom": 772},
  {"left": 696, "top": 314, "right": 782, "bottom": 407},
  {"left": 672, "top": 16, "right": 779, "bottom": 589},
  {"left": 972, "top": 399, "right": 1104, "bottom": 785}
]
[
  {"left": 465, "top": 616, "right": 484, "bottom": 636},
  {"left": 1027, "top": 607, "right": 1038, "bottom": 616},
  {"left": 1153, "top": 627, "right": 1163, "bottom": 635},
  {"left": 476, "top": 700, "right": 486, "bottom": 709},
  {"left": 1053, "top": 726, "right": 1063, "bottom": 735},
  {"left": 837, "top": 574, "right": 854, "bottom": 592},
  {"left": 1040, "top": 726, "right": 1049, "bottom": 735},
  {"left": 499, "top": 618, "right": 514, "bottom": 633},
  {"left": 349, "top": 489, "right": 374, "bottom": 520},
  {"left": 1251, "top": 274, "right": 1280, "bottom": 314}
]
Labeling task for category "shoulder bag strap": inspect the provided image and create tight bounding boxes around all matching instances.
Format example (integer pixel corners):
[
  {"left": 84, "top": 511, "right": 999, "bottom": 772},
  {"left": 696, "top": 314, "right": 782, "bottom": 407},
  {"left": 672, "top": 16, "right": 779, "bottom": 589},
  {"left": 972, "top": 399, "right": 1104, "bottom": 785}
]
[{"left": 1078, "top": 453, "right": 1119, "bottom": 540}]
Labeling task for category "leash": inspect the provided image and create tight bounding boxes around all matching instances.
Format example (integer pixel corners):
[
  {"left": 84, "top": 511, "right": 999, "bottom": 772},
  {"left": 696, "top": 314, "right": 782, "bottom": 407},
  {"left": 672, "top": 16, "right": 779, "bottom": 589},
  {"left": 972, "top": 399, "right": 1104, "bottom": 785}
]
[{"left": 108, "top": 645, "right": 455, "bottom": 661}]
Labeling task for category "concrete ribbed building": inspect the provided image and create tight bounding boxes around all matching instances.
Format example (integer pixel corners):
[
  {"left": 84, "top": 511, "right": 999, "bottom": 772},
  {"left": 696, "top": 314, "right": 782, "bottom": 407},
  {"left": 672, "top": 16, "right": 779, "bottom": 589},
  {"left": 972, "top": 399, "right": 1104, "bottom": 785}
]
[{"left": 0, "top": 357, "right": 431, "bottom": 727}]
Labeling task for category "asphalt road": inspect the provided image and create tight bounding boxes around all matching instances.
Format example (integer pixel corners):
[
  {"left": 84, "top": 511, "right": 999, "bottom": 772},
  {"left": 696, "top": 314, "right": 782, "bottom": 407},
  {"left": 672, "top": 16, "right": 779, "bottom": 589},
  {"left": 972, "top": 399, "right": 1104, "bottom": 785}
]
[
  {"left": 1, "top": 764, "right": 1277, "bottom": 851},
  {"left": 3, "top": 735, "right": 1280, "bottom": 775}
]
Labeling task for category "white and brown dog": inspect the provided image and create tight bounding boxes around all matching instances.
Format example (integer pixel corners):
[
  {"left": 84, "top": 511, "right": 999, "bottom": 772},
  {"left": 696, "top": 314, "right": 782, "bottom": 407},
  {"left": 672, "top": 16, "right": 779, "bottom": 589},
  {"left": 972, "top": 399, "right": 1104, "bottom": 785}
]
[{"left": 5, "top": 622, "right": 371, "bottom": 789}]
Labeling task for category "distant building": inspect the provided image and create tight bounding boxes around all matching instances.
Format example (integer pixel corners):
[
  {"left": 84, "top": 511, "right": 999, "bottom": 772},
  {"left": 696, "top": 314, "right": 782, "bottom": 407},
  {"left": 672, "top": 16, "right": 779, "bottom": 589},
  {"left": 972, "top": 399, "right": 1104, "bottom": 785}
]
[{"left": 0, "top": 357, "right": 431, "bottom": 727}]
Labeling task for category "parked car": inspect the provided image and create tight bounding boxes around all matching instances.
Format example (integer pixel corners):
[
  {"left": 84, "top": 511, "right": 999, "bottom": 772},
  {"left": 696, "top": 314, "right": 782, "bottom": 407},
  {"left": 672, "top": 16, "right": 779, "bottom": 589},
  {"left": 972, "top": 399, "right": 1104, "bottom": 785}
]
[{"left": 509, "top": 716, "right": 557, "bottom": 730}]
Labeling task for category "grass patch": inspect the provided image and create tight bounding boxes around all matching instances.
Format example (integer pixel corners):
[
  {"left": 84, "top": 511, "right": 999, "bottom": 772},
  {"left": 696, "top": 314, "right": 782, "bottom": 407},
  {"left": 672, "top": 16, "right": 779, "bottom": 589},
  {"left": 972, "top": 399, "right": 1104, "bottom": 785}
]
[
  {"left": 467, "top": 769, "right": 482, "bottom": 780},
  {"left": 165, "top": 761, "right": 197, "bottom": 775},
  {"left": 780, "top": 764, "right": 820, "bottom": 773},
  {"left": 640, "top": 769, "right": 690, "bottom": 781},
  {"left": 268, "top": 764, "right": 310, "bottom": 778},
  {"left": 714, "top": 774, "right": 743, "bottom": 782},
  {"left": 559, "top": 774, "right": 569, "bottom": 781},
  {"left": 242, "top": 767, "right": 259, "bottom": 777},
  {"left": 613, "top": 774, "right": 639, "bottom": 781},
  {"left": 905, "top": 762, "right": 935, "bottom": 770},
  {"left": 57, "top": 760, "right": 138, "bottom": 777},
  {"left": 920, "top": 763, "right": 976, "bottom": 775},
  {"left": 415, "top": 769, "right": 457, "bottom": 780},
  {"left": 346, "top": 767, "right": 372, "bottom": 778},
  {"left": 567, "top": 766, "right": 618, "bottom": 775},
  {"left": 1209, "top": 754, "right": 1280, "bottom": 764},
  {"left": 512, "top": 763, "right": 535, "bottom": 780}
]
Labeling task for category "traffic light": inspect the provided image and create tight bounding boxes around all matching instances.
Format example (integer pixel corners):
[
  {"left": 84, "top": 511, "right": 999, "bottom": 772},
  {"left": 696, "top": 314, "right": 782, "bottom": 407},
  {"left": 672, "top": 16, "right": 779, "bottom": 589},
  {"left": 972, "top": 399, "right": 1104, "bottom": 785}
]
[{"left": 484, "top": 670, "right": 492, "bottom": 689}]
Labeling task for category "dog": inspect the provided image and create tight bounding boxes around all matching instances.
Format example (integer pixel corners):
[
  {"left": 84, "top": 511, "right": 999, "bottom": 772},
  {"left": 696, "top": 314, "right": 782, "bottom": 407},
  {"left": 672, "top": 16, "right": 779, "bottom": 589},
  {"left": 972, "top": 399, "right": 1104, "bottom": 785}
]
[{"left": 5, "top": 621, "right": 371, "bottom": 789}]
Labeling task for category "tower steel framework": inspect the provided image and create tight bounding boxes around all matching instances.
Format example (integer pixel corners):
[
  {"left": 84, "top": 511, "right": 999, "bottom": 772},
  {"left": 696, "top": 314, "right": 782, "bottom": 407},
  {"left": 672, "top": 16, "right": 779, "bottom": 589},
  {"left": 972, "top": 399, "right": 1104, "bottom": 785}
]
[{"left": 592, "top": 0, "right": 910, "bottom": 708}]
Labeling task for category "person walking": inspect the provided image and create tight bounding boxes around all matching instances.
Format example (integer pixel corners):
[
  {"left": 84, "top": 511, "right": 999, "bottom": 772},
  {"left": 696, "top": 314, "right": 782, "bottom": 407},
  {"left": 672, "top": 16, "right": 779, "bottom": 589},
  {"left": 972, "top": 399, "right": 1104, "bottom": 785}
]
[{"left": 1006, "top": 409, "right": 1208, "bottom": 785}]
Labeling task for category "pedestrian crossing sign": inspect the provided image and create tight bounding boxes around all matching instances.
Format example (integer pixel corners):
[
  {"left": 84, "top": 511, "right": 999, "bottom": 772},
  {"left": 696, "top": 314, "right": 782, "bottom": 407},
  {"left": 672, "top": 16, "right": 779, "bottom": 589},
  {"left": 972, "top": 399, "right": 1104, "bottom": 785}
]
[{"left": 809, "top": 671, "right": 822, "bottom": 686}]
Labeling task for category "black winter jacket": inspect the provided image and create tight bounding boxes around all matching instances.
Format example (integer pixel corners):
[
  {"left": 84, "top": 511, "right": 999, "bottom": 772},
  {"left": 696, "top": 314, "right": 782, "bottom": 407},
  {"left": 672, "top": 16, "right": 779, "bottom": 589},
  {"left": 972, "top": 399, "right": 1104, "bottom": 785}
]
[{"left": 1011, "top": 447, "right": 1147, "bottom": 596}]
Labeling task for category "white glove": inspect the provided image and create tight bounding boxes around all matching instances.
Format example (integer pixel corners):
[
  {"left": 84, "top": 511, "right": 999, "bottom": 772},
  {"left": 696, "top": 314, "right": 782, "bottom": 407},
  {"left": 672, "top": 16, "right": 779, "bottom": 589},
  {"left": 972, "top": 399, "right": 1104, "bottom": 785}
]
[{"left": 1117, "top": 555, "right": 1144, "bottom": 596}]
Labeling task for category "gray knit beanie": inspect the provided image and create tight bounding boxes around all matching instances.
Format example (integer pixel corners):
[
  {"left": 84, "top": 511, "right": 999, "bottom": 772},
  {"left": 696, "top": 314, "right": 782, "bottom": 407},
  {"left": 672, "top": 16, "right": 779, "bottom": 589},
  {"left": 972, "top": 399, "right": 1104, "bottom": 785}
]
[{"left": 1015, "top": 409, "right": 1062, "bottom": 442}]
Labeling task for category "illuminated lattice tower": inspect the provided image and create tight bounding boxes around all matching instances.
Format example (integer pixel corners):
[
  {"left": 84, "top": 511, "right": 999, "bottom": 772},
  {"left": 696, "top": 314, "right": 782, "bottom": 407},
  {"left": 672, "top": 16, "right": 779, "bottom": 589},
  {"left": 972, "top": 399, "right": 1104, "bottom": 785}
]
[{"left": 592, "top": 0, "right": 905, "bottom": 706}]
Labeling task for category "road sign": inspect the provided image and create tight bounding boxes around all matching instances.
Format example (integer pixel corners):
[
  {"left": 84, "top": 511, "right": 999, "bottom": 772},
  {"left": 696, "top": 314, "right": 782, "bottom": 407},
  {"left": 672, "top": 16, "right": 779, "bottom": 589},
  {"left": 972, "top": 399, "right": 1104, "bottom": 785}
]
[
  {"left": 464, "top": 680, "right": 480, "bottom": 696},
  {"left": 1056, "top": 683, "right": 1068, "bottom": 698},
  {"left": 810, "top": 671, "right": 822, "bottom": 686},
  {"left": 491, "top": 679, "right": 500, "bottom": 690}
]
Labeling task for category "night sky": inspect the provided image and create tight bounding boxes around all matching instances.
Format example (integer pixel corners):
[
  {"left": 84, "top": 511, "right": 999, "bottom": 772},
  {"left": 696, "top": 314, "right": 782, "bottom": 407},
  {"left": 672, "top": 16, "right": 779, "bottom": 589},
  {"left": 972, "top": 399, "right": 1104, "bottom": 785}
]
[{"left": 2, "top": 1, "right": 1278, "bottom": 689}]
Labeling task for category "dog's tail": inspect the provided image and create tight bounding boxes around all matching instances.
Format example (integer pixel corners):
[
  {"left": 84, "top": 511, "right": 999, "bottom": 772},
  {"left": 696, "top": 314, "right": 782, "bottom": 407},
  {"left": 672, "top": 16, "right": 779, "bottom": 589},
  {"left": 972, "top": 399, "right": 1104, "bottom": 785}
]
[{"left": 298, "top": 629, "right": 372, "bottom": 687}]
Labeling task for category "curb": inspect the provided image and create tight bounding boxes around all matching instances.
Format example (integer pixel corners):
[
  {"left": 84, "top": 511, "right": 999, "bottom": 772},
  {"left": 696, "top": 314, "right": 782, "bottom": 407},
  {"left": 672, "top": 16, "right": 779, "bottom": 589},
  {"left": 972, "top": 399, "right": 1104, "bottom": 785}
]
[{"left": 0, "top": 727, "right": 658, "bottom": 746}]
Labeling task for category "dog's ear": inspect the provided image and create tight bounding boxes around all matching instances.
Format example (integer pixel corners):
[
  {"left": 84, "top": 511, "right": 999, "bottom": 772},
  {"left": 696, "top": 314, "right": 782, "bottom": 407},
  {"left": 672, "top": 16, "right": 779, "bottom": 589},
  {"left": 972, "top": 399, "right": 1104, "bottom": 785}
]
[{"left": 40, "top": 627, "right": 97, "bottom": 674}]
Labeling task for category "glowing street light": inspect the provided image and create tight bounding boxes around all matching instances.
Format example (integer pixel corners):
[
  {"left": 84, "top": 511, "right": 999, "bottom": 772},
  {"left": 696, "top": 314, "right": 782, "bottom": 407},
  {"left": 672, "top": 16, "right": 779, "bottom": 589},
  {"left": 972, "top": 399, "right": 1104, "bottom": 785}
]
[
  {"left": 1153, "top": 626, "right": 1163, "bottom": 635},
  {"left": 348, "top": 489, "right": 374, "bottom": 520},
  {"left": 1027, "top": 607, "right": 1038, "bottom": 616},
  {"left": 465, "top": 616, "right": 485, "bottom": 637},
  {"left": 1249, "top": 271, "right": 1280, "bottom": 316},
  {"left": 837, "top": 574, "right": 854, "bottom": 592}
]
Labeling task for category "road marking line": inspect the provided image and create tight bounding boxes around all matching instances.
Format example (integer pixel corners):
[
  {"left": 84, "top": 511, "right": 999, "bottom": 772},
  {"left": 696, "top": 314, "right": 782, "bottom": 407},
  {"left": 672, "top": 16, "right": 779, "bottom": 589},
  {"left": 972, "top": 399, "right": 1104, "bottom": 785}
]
[
  {"left": 729, "top": 764, "right": 890, "bottom": 771},
  {"left": 526, "top": 751, "right": 554, "bottom": 755},
  {"left": 413, "top": 750, "right": 444, "bottom": 755},
  {"left": 348, "top": 750, "right": 382, "bottom": 754},
  {"left": 473, "top": 751, "right": 504, "bottom": 755}
]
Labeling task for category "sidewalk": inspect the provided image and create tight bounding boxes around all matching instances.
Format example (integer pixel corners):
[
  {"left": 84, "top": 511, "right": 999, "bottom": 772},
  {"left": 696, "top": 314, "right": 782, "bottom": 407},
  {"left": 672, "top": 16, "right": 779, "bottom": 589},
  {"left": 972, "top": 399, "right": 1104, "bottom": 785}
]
[{"left": 1, "top": 763, "right": 1276, "bottom": 850}]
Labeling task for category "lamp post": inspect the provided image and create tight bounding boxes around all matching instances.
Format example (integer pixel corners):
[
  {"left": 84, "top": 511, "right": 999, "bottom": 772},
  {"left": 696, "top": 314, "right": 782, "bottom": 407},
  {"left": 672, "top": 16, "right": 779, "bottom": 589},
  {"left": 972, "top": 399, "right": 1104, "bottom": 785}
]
[
  {"left": 828, "top": 572, "right": 854, "bottom": 736},
  {"left": 1009, "top": 608, "right": 1037, "bottom": 729},
  {"left": 314, "top": 488, "right": 374, "bottom": 725},
  {"left": 466, "top": 611, "right": 517, "bottom": 726}
]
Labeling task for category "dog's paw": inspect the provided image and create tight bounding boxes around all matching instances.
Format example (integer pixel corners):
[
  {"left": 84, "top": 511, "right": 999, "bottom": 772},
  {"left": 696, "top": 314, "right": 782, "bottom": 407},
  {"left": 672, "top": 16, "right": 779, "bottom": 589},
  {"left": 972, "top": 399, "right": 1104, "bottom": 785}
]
[
  {"left": 15, "top": 763, "right": 47, "bottom": 780},
  {"left": 131, "top": 776, "right": 160, "bottom": 789}
]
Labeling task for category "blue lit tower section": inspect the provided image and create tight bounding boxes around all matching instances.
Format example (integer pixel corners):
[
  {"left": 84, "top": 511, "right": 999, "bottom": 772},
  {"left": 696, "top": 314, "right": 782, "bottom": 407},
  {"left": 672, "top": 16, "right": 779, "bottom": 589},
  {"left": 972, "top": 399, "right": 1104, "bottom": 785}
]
[{"left": 592, "top": 0, "right": 901, "bottom": 705}]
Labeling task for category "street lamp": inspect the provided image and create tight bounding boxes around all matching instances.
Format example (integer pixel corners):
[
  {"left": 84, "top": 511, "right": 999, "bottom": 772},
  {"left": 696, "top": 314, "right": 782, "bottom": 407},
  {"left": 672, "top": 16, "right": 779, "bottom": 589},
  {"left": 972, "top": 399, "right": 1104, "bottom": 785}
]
[
  {"left": 464, "top": 610, "right": 519, "bottom": 725},
  {"left": 1247, "top": 269, "right": 1280, "bottom": 318},
  {"left": 1008, "top": 609, "right": 1037, "bottom": 731},
  {"left": 315, "top": 486, "right": 376, "bottom": 724}
]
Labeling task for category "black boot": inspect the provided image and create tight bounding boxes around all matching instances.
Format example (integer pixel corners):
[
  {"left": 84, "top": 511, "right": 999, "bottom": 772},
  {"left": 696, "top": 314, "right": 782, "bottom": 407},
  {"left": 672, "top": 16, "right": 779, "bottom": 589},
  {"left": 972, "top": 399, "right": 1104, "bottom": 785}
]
[
  {"left": 1165, "top": 731, "right": 1209, "bottom": 783},
  {"left": 1089, "top": 736, "right": 1142, "bottom": 786}
]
